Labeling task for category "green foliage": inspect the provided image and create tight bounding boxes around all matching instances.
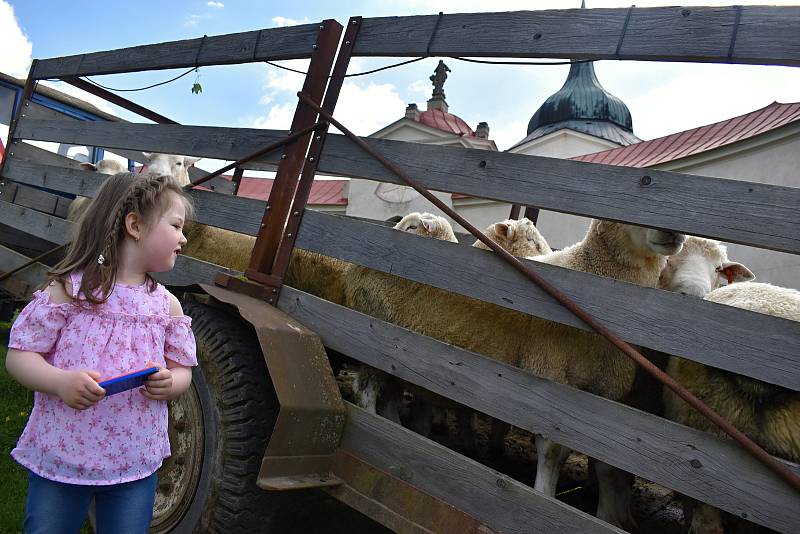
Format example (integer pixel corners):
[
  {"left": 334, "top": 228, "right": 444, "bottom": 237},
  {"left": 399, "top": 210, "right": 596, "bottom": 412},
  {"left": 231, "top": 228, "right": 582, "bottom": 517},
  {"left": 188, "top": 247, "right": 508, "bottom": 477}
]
[{"left": 0, "top": 323, "right": 90, "bottom": 533}]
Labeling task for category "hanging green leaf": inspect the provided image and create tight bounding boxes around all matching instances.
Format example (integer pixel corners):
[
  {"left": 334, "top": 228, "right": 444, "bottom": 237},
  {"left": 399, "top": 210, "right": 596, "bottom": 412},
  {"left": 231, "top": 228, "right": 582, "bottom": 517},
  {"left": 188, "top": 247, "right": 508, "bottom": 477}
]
[{"left": 191, "top": 83, "right": 203, "bottom": 94}]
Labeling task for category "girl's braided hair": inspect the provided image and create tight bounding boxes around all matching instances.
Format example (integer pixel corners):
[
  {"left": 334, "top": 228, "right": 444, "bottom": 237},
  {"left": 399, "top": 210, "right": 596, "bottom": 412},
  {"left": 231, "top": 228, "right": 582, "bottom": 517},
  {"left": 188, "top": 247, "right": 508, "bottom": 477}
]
[{"left": 48, "top": 171, "right": 192, "bottom": 304}]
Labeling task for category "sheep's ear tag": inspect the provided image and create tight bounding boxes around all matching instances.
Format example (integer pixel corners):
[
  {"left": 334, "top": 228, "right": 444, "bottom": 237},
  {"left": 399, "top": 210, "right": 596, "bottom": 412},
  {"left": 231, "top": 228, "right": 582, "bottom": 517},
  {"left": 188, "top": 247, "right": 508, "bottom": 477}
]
[
  {"left": 191, "top": 83, "right": 203, "bottom": 94},
  {"left": 722, "top": 262, "right": 755, "bottom": 284}
]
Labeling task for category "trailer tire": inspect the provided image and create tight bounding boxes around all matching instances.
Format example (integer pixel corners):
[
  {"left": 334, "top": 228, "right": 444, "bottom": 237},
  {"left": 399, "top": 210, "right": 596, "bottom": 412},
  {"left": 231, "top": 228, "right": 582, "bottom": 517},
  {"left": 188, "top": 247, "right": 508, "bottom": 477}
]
[{"left": 150, "top": 300, "right": 385, "bottom": 533}]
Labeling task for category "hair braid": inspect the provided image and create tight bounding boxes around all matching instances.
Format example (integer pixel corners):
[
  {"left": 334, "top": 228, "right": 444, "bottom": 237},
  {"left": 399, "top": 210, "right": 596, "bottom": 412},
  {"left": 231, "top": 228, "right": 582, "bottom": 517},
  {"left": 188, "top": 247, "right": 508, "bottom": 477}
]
[{"left": 47, "top": 171, "right": 191, "bottom": 304}]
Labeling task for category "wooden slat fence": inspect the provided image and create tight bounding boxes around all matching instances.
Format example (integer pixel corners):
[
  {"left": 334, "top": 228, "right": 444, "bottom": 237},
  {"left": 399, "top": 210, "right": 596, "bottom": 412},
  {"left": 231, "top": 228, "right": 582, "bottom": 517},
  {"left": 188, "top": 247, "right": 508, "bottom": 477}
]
[{"left": 3, "top": 165, "right": 799, "bottom": 392}]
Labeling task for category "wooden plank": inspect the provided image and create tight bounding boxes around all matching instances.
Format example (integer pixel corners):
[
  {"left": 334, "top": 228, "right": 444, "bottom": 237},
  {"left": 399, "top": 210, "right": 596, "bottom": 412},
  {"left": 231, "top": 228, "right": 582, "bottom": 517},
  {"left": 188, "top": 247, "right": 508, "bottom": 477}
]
[
  {"left": 0, "top": 245, "right": 49, "bottom": 298},
  {"left": 4, "top": 161, "right": 259, "bottom": 233},
  {"left": 280, "top": 288, "right": 800, "bottom": 534},
  {"left": 14, "top": 119, "right": 800, "bottom": 254},
  {"left": 339, "top": 403, "right": 622, "bottom": 534},
  {"left": 32, "top": 24, "right": 324, "bottom": 78},
  {"left": 0, "top": 207, "right": 234, "bottom": 292},
  {"left": 353, "top": 7, "right": 800, "bottom": 66},
  {"left": 4, "top": 140, "right": 84, "bottom": 170},
  {"left": 11, "top": 107, "right": 235, "bottom": 194},
  {"left": 154, "top": 254, "right": 240, "bottom": 288},
  {"left": 0, "top": 199, "right": 68, "bottom": 244},
  {"left": 295, "top": 210, "right": 800, "bottom": 391},
  {"left": 316, "top": 135, "right": 800, "bottom": 255}
]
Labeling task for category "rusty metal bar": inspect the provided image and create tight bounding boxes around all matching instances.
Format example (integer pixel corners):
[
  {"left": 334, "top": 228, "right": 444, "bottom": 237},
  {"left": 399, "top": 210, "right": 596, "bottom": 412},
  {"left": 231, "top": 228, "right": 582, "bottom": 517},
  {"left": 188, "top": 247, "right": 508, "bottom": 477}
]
[
  {"left": 267, "top": 17, "right": 363, "bottom": 302},
  {"left": 0, "top": 242, "right": 66, "bottom": 284},
  {"left": 183, "top": 122, "right": 324, "bottom": 190},
  {"left": 297, "top": 90, "right": 800, "bottom": 495},
  {"left": 246, "top": 19, "right": 342, "bottom": 280},
  {"left": 61, "top": 77, "right": 178, "bottom": 124}
]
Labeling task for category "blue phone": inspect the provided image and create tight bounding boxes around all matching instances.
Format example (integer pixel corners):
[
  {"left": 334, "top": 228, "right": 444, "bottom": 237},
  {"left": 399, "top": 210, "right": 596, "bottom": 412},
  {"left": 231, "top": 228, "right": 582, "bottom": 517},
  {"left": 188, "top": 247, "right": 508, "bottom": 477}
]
[{"left": 99, "top": 367, "right": 159, "bottom": 396}]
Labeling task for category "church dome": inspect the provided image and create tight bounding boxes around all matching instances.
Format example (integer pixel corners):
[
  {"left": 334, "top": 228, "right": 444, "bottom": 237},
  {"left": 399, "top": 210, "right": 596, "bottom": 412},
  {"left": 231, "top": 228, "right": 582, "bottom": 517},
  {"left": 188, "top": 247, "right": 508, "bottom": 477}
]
[
  {"left": 418, "top": 108, "right": 475, "bottom": 137},
  {"left": 527, "top": 61, "right": 634, "bottom": 135}
]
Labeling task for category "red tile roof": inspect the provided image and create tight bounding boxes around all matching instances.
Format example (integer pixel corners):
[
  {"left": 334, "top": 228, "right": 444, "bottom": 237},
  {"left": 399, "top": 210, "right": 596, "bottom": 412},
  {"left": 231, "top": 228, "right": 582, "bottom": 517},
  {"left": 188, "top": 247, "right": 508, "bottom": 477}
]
[
  {"left": 235, "top": 176, "right": 347, "bottom": 206},
  {"left": 418, "top": 109, "right": 475, "bottom": 137},
  {"left": 572, "top": 101, "right": 800, "bottom": 168}
]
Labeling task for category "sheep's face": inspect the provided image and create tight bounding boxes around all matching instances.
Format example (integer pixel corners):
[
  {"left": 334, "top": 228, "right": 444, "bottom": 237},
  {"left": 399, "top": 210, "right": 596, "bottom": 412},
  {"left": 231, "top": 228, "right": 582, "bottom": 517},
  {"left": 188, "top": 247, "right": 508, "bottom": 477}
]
[
  {"left": 143, "top": 153, "right": 200, "bottom": 187},
  {"left": 659, "top": 237, "right": 754, "bottom": 297},
  {"left": 475, "top": 218, "right": 551, "bottom": 257},
  {"left": 626, "top": 225, "right": 686, "bottom": 256},
  {"left": 393, "top": 212, "right": 457, "bottom": 242}
]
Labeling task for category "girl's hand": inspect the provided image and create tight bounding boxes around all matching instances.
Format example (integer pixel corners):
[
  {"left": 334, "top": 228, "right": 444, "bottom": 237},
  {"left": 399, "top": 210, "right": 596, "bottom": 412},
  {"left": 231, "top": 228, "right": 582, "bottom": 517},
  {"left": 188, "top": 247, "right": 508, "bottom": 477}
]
[
  {"left": 57, "top": 369, "right": 106, "bottom": 410},
  {"left": 141, "top": 362, "right": 173, "bottom": 401}
]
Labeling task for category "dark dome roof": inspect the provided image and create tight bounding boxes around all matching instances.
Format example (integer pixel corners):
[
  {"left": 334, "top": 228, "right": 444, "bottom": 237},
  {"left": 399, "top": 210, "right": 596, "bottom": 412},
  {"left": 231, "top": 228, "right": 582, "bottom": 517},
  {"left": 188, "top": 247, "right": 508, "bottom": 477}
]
[{"left": 527, "top": 61, "right": 634, "bottom": 135}]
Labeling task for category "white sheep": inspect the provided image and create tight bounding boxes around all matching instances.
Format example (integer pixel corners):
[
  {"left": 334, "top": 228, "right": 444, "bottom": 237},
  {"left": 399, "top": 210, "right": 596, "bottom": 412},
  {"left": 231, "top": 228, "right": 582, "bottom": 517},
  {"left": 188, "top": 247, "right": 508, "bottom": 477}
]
[
  {"left": 142, "top": 152, "right": 200, "bottom": 187},
  {"left": 473, "top": 217, "right": 552, "bottom": 257},
  {"left": 659, "top": 238, "right": 799, "bottom": 533},
  {"left": 658, "top": 235, "right": 754, "bottom": 297},
  {"left": 513, "top": 219, "right": 684, "bottom": 528},
  {"left": 347, "top": 212, "right": 459, "bottom": 425}
]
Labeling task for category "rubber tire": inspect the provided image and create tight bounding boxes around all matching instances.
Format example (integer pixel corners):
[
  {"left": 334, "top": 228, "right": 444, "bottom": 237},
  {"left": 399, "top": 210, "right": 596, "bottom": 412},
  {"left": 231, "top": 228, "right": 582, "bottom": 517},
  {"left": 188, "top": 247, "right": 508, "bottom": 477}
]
[{"left": 171, "top": 300, "right": 386, "bottom": 533}]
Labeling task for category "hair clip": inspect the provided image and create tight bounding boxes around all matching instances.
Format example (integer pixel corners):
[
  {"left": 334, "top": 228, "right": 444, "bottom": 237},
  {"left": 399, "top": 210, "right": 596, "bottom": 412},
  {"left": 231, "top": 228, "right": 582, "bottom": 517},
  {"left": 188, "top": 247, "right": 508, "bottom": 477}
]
[{"left": 97, "top": 254, "right": 105, "bottom": 265}]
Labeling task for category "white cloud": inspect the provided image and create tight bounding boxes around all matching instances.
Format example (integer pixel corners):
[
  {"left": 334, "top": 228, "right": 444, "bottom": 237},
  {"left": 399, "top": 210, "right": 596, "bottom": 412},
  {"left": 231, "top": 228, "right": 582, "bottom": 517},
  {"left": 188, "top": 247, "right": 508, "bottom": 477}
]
[
  {"left": 332, "top": 82, "right": 407, "bottom": 136},
  {"left": 207, "top": 1, "right": 224, "bottom": 8},
  {"left": 252, "top": 102, "right": 295, "bottom": 130},
  {"left": 487, "top": 120, "right": 528, "bottom": 151},
  {"left": 251, "top": 81, "right": 406, "bottom": 137},
  {"left": 0, "top": 0, "right": 33, "bottom": 78},
  {"left": 407, "top": 80, "right": 430, "bottom": 100},
  {"left": 272, "top": 16, "right": 309, "bottom": 28}
]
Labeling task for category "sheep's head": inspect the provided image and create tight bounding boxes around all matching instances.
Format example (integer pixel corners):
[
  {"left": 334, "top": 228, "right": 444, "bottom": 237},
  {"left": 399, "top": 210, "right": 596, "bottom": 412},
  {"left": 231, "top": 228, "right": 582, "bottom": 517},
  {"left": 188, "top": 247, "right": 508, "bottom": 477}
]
[
  {"left": 593, "top": 220, "right": 686, "bottom": 260},
  {"left": 473, "top": 217, "right": 552, "bottom": 257},
  {"left": 142, "top": 153, "right": 201, "bottom": 187},
  {"left": 393, "top": 212, "right": 458, "bottom": 242},
  {"left": 659, "top": 236, "right": 754, "bottom": 297},
  {"left": 79, "top": 159, "right": 127, "bottom": 175}
]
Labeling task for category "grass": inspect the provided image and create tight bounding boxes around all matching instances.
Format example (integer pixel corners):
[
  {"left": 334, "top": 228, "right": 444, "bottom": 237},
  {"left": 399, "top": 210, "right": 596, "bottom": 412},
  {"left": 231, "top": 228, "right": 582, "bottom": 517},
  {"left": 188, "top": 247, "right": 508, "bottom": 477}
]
[
  {"left": 0, "top": 318, "right": 31, "bottom": 533},
  {"left": 0, "top": 319, "right": 91, "bottom": 534}
]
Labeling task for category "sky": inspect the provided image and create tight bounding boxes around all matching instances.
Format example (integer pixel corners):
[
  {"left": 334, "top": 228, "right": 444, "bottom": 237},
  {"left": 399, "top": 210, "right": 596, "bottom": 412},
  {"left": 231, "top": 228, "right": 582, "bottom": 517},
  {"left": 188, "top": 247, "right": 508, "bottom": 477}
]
[{"left": 1, "top": 0, "right": 799, "bottom": 173}]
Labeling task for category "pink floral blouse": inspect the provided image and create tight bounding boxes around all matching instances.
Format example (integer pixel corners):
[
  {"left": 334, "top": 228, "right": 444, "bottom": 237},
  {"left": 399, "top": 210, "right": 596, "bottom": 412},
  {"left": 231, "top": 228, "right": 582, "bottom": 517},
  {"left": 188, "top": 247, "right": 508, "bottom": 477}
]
[{"left": 8, "top": 272, "right": 197, "bottom": 485}]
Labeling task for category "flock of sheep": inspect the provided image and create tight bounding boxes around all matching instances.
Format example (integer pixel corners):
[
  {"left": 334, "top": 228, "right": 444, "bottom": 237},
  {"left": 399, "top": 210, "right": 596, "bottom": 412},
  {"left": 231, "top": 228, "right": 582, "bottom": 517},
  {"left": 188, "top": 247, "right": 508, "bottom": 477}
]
[{"left": 72, "top": 157, "right": 799, "bottom": 533}]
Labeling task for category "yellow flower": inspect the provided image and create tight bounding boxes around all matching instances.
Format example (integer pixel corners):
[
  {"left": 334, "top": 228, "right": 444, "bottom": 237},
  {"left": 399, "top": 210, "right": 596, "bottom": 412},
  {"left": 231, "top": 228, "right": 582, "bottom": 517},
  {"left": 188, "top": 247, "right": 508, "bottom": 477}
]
[
  {"left": 19, "top": 411, "right": 28, "bottom": 417},
  {"left": 4, "top": 416, "right": 9, "bottom": 423}
]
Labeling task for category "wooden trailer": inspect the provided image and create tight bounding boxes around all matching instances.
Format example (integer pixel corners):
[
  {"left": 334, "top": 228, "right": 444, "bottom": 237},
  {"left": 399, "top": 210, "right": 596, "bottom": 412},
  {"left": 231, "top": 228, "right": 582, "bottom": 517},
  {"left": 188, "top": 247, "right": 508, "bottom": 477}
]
[{"left": 1, "top": 6, "right": 799, "bottom": 533}]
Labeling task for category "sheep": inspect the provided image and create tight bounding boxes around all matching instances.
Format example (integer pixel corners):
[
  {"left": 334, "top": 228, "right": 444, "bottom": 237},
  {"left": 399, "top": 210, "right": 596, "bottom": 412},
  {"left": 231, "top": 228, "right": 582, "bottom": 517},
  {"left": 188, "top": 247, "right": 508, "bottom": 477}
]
[
  {"left": 664, "top": 282, "right": 799, "bottom": 534},
  {"left": 347, "top": 212, "right": 460, "bottom": 425},
  {"left": 66, "top": 159, "right": 128, "bottom": 222},
  {"left": 658, "top": 238, "right": 799, "bottom": 533},
  {"left": 508, "top": 220, "right": 685, "bottom": 528},
  {"left": 473, "top": 217, "right": 552, "bottom": 257},
  {"left": 142, "top": 152, "right": 200, "bottom": 187},
  {"left": 658, "top": 235, "right": 754, "bottom": 297},
  {"left": 399, "top": 216, "right": 554, "bottom": 455}
]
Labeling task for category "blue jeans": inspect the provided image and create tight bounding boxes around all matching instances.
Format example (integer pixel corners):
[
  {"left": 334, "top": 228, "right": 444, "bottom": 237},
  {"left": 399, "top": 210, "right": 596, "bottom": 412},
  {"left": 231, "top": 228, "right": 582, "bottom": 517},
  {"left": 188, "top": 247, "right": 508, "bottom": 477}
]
[{"left": 24, "top": 471, "right": 157, "bottom": 534}]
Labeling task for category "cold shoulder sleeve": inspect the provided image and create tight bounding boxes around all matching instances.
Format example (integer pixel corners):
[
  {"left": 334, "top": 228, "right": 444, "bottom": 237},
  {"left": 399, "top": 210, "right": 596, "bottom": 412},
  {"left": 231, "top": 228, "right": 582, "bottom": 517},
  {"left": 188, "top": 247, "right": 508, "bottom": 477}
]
[
  {"left": 8, "top": 290, "right": 72, "bottom": 354},
  {"left": 164, "top": 316, "right": 197, "bottom": 367}
]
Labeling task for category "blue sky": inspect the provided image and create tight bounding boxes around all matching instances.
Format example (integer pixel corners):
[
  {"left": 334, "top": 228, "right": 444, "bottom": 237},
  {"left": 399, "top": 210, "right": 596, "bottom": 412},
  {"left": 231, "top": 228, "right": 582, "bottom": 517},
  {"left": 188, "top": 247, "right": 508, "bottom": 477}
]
[{"left": 2, "top": 0, "right": 799, "bottom": 169}]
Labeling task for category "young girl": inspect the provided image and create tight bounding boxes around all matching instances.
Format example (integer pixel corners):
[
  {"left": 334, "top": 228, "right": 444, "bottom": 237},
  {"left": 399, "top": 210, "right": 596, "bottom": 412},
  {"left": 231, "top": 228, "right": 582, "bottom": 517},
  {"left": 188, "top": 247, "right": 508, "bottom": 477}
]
[{"left": 5, "top": 172, "right": 197, "bottom": 533}]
